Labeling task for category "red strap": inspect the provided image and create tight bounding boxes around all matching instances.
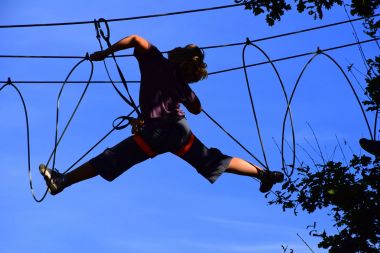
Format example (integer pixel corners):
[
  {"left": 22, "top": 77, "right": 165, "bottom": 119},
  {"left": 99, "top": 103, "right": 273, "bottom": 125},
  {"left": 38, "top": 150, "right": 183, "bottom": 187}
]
[
  {"left": 133, "top": 134, "right": 156, "bottom": 158},
  {"left": 175, "top": 134, "right": 195, "bottom": 157}
]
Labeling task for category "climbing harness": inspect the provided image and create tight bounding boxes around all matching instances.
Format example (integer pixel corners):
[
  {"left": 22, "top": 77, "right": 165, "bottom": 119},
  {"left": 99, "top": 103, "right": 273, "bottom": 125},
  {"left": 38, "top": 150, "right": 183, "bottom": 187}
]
[{"left": 174, "top": 133, "right": 195, "bottom": 157}]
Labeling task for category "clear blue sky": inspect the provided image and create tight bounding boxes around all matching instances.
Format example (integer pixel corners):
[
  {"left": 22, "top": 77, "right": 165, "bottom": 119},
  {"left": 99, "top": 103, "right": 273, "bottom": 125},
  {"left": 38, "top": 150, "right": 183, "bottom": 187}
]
[{"left": 0, "top": 1, "right": 377, "bottom": 252}]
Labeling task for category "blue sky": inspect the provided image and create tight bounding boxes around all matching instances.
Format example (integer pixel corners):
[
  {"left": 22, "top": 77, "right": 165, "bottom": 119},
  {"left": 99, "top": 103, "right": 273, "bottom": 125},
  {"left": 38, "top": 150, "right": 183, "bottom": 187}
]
[{"left": 0, "top": 1, "right": 378, "bottom": 252}]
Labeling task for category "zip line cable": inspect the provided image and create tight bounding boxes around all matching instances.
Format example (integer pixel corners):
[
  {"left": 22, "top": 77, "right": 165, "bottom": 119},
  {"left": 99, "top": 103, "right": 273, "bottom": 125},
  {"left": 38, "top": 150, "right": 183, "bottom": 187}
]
[
  {"left": 1, "top": 14, "right": 378, "bottom": 59},
  {"left": 5, "top": 37, "right": 379, "bottom": 84},
  {"left": 0, "top": 3, "right": 244, "bottom": 29}
]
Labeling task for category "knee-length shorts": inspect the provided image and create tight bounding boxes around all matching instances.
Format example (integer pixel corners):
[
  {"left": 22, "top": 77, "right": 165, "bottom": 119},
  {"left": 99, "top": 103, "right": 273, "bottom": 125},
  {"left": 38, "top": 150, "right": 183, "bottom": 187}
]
[{"left": 89, "top": 118, "right": 232, "bottom": 183}]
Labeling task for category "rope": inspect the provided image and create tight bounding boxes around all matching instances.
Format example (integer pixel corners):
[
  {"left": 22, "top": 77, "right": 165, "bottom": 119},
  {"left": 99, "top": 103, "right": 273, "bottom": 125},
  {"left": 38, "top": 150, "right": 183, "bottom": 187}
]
[
  {"left": 281, "top": 49, "right": 374, "bottom": 176},
  {"left": 202, "top": 109, "right": 267, "bottom": 168},
  {"left": 5, "top": 37, "right": 379, "bottom": 85},
  {"left": 241, "top": 40, "right": 270, "bottom": 170},
  {"left": 0, "top": 79, "right": 34, "bottom": 199},
  {"left": 1, "top": 28, "right": 378, "bottom": 201},
  {"left": 93, "top": 18, "right": 141, "bottom": 118},
  {"left": 1, "top": 14, "right": 378, "bottom": 59},
  {"left": 209, "top": 38, "right": 380, "bottom": 76},
  {"left": 0, "top": 56, "right": 94, "bottom": 202},
  {"left": 64, "top": 108, "right": 138, "bottom": 173},
  {"left": 242, "top": 39, "right": 296, "bottom": 177},
  {"left": 0, "top": 3, "right": 244, "bottom": 29}
]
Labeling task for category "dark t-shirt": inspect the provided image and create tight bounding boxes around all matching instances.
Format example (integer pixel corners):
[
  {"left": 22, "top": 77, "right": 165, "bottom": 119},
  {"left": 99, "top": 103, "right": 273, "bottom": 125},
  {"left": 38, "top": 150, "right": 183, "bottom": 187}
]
[{"left": 134, "top": 45, "right": 198, "bottom": 123}]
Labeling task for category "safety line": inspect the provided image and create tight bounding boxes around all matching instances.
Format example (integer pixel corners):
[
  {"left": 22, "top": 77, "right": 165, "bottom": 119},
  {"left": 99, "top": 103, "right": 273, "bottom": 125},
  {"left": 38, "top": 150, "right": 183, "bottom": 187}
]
[
  {"left": 242, "top": 40, "right": 297, "bottom": 176},
  {"left": 5, "top": 37, "right": 379, "bottom": 84},
  {"left": 1, "top": 14, "right": 378, "bottom": 59},
  {"left": 208, "top": 37, "right": 380, "bottom": 76},
  {"left": 0, "top": 3, "right": 244, "bottom": 29},
  {"left": 202, "top": 109, "right": 266, "bottom": 168},
  {"left": 94, "top": 18, "right": 141, "bottom": 118}
]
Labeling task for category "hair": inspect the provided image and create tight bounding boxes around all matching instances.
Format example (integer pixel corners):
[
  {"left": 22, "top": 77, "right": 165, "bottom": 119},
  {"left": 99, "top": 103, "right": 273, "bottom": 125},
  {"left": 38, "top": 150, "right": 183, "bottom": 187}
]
[{"left": 168, "top": 44, "right": 208, "bottom": 83}]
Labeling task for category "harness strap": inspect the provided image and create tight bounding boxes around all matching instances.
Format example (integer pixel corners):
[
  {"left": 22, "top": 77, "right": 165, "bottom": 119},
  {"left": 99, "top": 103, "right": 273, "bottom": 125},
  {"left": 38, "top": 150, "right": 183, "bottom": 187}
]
[
  {"left": 133, "top": 132, "right": 196, "bottom": 158},
  {"left": 175, "top": 133, "right": 195, "bottom": 157},
  {"left": 133, "top": 134, "right": 157, "bottom": 158}
]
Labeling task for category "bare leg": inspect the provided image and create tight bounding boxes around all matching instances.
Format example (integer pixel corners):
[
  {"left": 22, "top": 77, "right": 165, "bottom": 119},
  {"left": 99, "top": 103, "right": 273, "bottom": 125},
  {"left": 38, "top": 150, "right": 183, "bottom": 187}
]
[
  {"left": 225, "top": 157, "right": 284, "bottom": 193},
  {"left": 64, "top": 162, "right": 99, "bottom": 187},
  {"left": 225, "top": 157, "right": 264, "bottom": 179}
]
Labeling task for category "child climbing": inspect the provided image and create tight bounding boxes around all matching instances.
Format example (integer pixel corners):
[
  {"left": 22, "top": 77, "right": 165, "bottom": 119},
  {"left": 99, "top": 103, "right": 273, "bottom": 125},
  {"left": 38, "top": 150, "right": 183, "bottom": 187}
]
[{"left": 39, "top": 35, "right": 284, "bottom": 196}]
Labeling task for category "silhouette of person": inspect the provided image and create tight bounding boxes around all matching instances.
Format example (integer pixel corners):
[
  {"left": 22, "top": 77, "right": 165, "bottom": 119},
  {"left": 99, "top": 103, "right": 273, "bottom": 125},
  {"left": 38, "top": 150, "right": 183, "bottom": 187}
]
[{"left": 39, "top": 35, "right": 284, "bottom": 196}]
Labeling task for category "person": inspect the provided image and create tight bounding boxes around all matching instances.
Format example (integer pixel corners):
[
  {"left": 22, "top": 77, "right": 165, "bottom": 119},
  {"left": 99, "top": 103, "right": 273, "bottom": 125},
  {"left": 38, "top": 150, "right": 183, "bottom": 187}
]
[{"left": 39, "top": 35, "right": 284, "bottom": 196}]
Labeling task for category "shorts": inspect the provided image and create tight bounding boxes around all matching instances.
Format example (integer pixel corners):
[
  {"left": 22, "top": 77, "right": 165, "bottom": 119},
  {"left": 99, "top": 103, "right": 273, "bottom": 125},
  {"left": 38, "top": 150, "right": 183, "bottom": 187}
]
[{"left": 89, "top": 118, "right": 232, "bottom": 183}]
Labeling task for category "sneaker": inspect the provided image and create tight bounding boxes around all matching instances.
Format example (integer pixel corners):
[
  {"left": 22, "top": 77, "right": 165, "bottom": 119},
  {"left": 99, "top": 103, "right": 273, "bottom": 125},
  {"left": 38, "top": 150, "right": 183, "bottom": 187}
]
[
  {"left": 359, "top": 138, "right": 380, "bottom": 157},
  {"left": 259, "top": 170, "right": 284, "bottom": 193},
  {"left": 39, "top": 164, "right": 66, "bottom": 195}
]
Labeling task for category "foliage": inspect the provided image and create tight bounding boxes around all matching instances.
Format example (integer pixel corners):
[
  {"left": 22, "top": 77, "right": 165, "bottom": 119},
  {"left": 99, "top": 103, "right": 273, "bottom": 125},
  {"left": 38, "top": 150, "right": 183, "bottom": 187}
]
[
  {"left": 237, "top": 1, "right": 380, "bottom": 252},
  {"left": 362, "top": 17, "right": 380, "bottom": 111},
  {"left": 267, "top": 156, "right": 380, "bottom": 252},
  {"left": 235, "top": 0, "right": 380, "bottom": 26},
  {"left": 363, "top": 56, "right": 380, "bottom": 111}
]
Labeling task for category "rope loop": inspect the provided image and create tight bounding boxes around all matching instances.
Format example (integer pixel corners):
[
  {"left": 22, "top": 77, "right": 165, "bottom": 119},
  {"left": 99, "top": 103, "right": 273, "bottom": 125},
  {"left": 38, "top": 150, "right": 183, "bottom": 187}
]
[{"left": 93, "top": 17, "right": 142, "bottom": 119}]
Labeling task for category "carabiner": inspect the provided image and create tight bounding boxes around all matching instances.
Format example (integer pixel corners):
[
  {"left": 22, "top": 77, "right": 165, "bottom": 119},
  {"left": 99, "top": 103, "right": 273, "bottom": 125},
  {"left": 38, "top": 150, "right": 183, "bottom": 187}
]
[{"left": 97, "top": 18, "right": 111, "bottom": 42}]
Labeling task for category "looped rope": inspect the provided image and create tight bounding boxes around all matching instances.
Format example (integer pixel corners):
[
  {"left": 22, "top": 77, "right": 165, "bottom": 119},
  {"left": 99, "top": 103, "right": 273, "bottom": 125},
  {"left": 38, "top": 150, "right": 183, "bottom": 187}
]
[
  {"left": 2, "top": 55, "right": 94, "bottom": 202},
  {"left": 112, "top": 115, "right": 144, "bottom": 134},
  {"left": 242, "top": 38, "right": 297, "bottom": 176},
  {"left": 93, "top": 18, "right": 141, "bottom": 119}
]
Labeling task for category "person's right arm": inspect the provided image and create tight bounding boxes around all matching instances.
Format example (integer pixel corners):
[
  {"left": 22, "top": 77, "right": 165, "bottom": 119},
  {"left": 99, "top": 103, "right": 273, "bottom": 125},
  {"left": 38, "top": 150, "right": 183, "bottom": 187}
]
[{"left": 90, "top": 35, "right": 150, "bottom": 61}]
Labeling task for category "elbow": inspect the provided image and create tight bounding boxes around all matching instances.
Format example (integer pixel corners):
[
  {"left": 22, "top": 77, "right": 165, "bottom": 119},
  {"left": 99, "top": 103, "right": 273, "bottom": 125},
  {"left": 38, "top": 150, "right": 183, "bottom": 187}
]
[
  {"left": 190, "top": 106, "right": 202, "bottom": 115},
  {"left": 128, "top": 34, "right": 139, "bottom": 45},
  {"left": 195, "top": 107, "right": 202, "bottom": 115}
]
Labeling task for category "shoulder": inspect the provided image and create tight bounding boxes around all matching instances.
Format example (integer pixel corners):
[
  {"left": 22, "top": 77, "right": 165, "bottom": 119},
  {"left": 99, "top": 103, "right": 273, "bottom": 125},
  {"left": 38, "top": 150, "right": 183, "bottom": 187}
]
[{"left": 134, "top": 41, "right": 163, "bottom": 60}]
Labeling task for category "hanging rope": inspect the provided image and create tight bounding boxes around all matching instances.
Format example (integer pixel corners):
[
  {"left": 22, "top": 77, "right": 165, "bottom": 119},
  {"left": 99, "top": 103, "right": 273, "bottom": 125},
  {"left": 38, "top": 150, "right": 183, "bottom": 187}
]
[
  {"left": 202, "top": 109, "right": 266, "bottom": 168},
  {"left": 2, "top": 55, "right": 94, "bottom": 202},
  {"left": 281, "top": 48, "right": 374, "bottom": 176},
  {"left": 1, "top": 19, "right": 379, "bottom": 201},
  {"left": 0, "top": 78, "right": 34, "bottom": 198},
  {"left": 242, "top": 38, "right": 297, "bottom": 177},
  {"left": 94, "top": 18, "right": 141, "bottom": 119},
  {"left": 5, "top": 38, "right": 379, "bottom": 84},
  {"left": 2, "top": 14, "right": 378, "bottom": 59}
]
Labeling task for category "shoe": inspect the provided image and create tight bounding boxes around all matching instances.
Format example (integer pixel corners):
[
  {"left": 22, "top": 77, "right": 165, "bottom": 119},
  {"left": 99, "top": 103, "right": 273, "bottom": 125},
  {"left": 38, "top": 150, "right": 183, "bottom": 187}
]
[
  {"left": 259, "top": 170, "right": 284, "bottom": 193},
  {"left": 39, "top": 164, "right": 66, "bottom": 195},
  {"left": 359, "top": 138, "right": 380, "bottom": 157}
]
